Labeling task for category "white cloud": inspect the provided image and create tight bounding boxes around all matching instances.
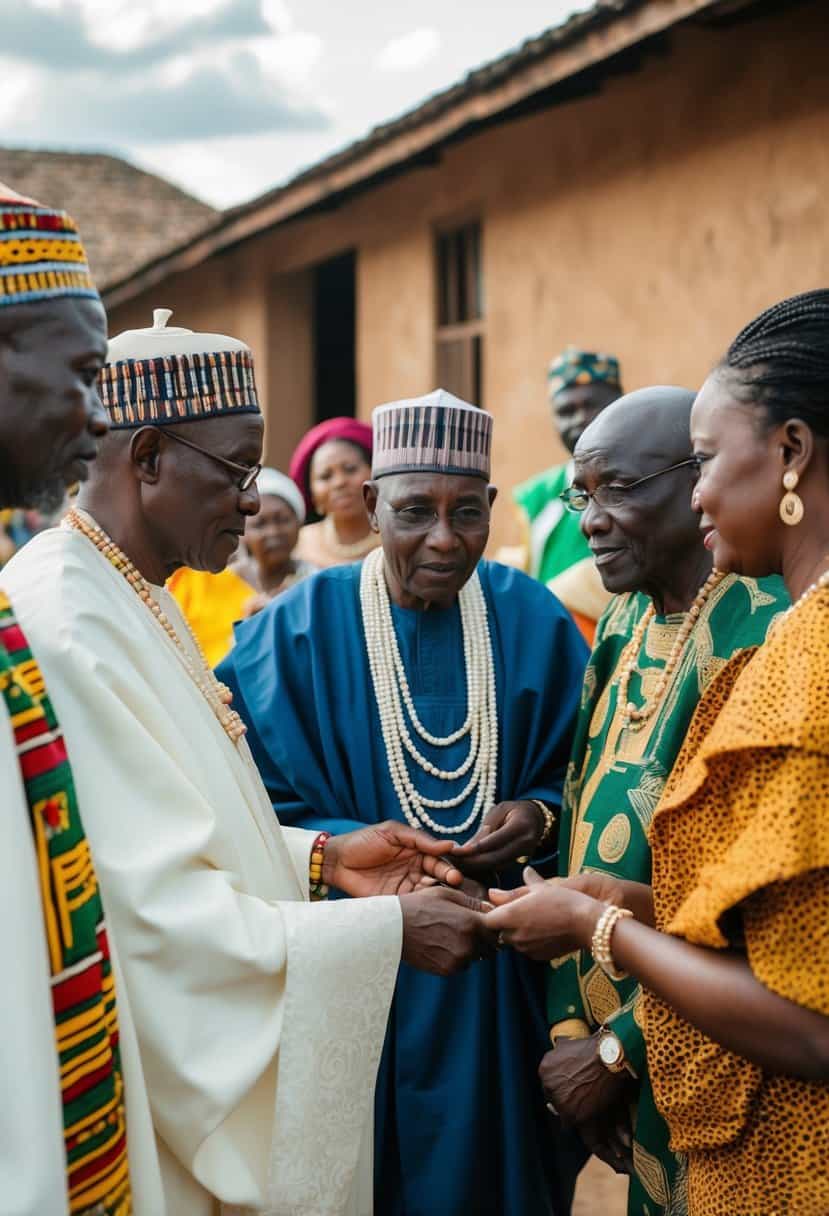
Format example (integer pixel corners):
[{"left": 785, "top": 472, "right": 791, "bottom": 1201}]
[
  {"left": 249, "top": 30, "right": 323, "bottom": 87},
  {"left": 376, "top": 28, "right": 441, "bottom": 74},
  {"left": 0, "top": 57, "right": 37, "bottom": 125},
  {"left": 29, "top": 0, "right": 229, "bottom": 51},
  {"left": 261, "top": 0, "right": 293, "bottom": 35}
]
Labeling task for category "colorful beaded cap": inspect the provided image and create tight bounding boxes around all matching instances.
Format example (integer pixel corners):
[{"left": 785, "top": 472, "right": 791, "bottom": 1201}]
[
  {"left": 99, "top": 349, "right": 261, "bottom": 429},
  {"left": 547, "top": 345, "right": 621, "bottom": 396},
  {"left": 372, "top": 389, "right": 492, "bottom": 480},
  {"left": 0, "top": 182, "right": 98, "bottom": 309}
]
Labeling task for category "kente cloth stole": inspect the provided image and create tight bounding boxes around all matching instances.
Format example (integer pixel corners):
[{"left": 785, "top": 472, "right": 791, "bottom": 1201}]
[{"left": 0, "top": 592, "right": 132, "bottom": 1216}]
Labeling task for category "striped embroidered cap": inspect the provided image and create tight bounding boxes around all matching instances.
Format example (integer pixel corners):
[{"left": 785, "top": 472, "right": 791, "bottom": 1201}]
[
  {"left": 0, "top": 182, "right": 98, "bottom": 309},
  {"left": 100, "top": 308, "right": 261, "bottom": 428},
  {"left": 372, "top": 389, "right": 492, "bottom": 480}
]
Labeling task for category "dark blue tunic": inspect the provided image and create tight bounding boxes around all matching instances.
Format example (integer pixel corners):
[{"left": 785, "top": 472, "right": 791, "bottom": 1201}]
[{"left": 218, "top": 561, "right": 589, "bottom": 1216}]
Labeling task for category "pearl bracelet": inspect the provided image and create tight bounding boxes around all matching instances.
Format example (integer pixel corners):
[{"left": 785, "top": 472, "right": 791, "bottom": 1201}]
[{"left": 591, "top": 904, "right": 633, "bottom": 981}]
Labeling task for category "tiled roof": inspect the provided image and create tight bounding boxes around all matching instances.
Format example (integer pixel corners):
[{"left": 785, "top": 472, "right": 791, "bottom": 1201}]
[{"left": 0, "top": 148, "right": 218, "bottom": 290}]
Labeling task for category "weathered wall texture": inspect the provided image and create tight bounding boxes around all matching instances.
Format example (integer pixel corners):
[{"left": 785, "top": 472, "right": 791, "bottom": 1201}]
[{"left": 107, "top": 3, "right": 829, "bottom": 549}]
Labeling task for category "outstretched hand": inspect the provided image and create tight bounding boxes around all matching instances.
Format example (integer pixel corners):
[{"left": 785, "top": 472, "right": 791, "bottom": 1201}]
[
  {"left": 452, "top": 800, "right": 547, "bottom": 874},
  {"left": 486, "top": 867, "right": 603, "bottom": 960},
  {"left": 324, "top": 821, "right": 463, "bottom": 898}
]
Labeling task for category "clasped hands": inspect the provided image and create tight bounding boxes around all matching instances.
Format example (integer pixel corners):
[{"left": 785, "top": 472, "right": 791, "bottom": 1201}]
[{"left": 325, "top": 800, "right": 551, "bottom": 977}]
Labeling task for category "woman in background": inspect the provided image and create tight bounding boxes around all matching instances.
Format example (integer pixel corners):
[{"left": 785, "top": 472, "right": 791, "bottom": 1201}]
[
  {"left": 240, "top": 468, "right": 317, "bottom": 615},
  {"left": 289, "top": 417, "right": 379, "bottom": 568}
]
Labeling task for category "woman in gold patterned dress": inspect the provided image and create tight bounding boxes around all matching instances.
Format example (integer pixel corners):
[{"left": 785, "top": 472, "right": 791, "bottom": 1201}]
[{"left": 488, "top": 290, "right": 829, "bottom": 1216}]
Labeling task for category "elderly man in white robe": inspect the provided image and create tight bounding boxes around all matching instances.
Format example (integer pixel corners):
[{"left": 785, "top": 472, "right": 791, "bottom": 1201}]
[{"left": 2, "top": 308, "right": 493, "bottom": 1216}]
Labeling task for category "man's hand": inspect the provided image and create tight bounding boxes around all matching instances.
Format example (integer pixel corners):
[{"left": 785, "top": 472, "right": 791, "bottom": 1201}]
[
  {"left": 487, "top": 867, "right": 603, "bottom": 959},
  {"left": 540, "top": 1038, "right": 635, "bottom": 1174},
  {"left": 399, "top": 886, "right": 497, "bottom": 975},
  {"left": 452, "top": 801, "right": 547, "bottom": 874},
  {"left": 323, "top": 821, "right": 463, "bottom": 898},
  {"left": 579, "top": 1106, "right": 635, "bottom": 1176},
  {"left": 539, "top": 1037, "right": 629, "bottom": 1126}
]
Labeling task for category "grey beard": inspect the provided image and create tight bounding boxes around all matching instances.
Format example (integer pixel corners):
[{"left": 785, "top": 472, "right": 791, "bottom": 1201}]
[
  {"left": 0, "top": 443, "right": 69, "bottom": 515},
  {"left": 21, "top": 475, "right": 67, "bottom": 514}
]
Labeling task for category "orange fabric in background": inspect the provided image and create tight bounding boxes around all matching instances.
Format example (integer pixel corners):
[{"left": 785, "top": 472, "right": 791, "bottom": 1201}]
[{"left": 167, "top": 566, "right": 255, "bottom": 667}]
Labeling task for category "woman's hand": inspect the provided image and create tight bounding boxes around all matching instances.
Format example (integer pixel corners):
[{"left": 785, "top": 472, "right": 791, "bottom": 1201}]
[
  {"left": 486, "top": 868, "right": 604, "bottom": 959},
  {"left": 452, "top": 801, "right": 547, "bottom": 874},
  {"left": 561, "top": 873, "right": 655, "bottom": 927}
]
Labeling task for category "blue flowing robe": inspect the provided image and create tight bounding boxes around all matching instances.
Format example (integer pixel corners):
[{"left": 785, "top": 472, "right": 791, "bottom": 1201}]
[{"left": 217, "top": 560, "right": 589, "bottom": 1216}]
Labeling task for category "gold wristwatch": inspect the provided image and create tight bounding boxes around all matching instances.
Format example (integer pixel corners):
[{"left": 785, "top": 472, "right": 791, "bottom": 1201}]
[{"left": 596, "top": 1028, "right": 627, "bottom": 1073}]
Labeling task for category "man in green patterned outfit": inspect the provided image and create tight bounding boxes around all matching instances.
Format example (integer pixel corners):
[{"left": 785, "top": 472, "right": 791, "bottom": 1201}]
[
  {"left": 541, "top": 387, "right": 788, "bottom": 1215},
  {"left": 511, "top": 347, "right": 623, "bottom": 640}
]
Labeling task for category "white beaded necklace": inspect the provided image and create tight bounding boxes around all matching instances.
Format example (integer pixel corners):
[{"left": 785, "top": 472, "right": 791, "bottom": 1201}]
[
  {"left": 359, "top": 547, "right": 498, "bottom": 834},
  {"left": 63, "top": 508, "right": 247, "bottom": 744}
]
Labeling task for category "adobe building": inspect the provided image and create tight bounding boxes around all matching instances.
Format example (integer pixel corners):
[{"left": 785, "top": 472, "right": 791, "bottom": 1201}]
[{"left": 100, "top": 0, "right": 829, "bottom": 549}]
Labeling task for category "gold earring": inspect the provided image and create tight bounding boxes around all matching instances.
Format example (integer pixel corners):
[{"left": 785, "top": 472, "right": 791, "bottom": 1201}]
[{"left": 779, "top": 470, "right": 804, "bottom": 526}]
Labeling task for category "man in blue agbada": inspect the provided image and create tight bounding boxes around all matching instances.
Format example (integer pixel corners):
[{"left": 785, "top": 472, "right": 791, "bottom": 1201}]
[{"left": 218, "top": 390, "right": 589, "bottom": 1216}]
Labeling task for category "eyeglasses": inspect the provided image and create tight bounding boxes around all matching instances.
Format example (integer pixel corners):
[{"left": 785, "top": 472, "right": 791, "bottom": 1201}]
[
  {"left": 560, "top": 457, "right": 699, "bottom": 513},
  {"left": 163, "top": 429, "right": 261, "bottom": 491},
  {"left": 386, "top": 504, "right": 489, "bottom": 532}
]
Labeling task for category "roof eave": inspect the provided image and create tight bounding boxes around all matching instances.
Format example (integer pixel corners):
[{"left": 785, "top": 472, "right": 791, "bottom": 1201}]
[{"left": 102, "top": 0, "right": 721, "bottom": 309}]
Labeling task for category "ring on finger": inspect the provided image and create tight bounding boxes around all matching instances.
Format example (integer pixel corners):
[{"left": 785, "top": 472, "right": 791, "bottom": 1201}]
[{"left": 546, "top": 1101, "right": 557, "bottom": 1116}]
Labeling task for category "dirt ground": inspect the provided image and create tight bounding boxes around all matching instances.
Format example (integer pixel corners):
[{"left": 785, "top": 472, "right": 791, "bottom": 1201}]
[{"left": 572, "top": 1156, "right": 628, "bottom": 1216}]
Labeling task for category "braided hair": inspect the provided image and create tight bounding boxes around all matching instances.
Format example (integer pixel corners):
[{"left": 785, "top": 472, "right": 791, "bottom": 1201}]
[{"left": 720, "top": 289, "right": 829, "bottom": 437}]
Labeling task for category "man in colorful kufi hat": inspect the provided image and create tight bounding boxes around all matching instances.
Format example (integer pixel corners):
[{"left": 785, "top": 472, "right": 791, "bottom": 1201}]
[
  {"left": 0, "top": 184, "right": 135, "bottom": 1214},
  {"left": 3, "top": 315, "right": 495, "bottom": 1214},
  {"left": 218, "top": 387, "right": 590, "bottom": 1216},
  {"left": 509, "top": 346, "right": 623, "bottom": 642}
]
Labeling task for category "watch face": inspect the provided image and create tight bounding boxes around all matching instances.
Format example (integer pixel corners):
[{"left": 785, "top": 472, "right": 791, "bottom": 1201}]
[{"left": 599, "top": 1033, "right": 623, "bottom": 1067}]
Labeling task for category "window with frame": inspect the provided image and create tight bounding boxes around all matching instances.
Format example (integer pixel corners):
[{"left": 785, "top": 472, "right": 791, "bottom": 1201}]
[{"left": 435, "top": 220, "right": 484, "bottom": 406}]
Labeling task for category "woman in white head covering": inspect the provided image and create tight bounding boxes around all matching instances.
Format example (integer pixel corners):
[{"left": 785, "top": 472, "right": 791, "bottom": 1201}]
[{"left": 240, "top": 468, "right": 318, "bottom": 614}]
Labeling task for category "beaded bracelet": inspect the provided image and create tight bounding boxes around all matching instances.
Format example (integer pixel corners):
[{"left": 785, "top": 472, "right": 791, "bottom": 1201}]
[
  {"left": 530, "top": 799, "right": 557, "bottom": 849},
  {"left": 309, "top": 831, "right": 331, "bottom": 902},
  {"left": 591, "top": 904, "right": 633, "bottom": 981}
]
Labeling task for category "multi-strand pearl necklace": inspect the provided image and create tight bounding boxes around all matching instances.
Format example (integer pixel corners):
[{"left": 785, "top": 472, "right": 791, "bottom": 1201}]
[
  {"left": 360, "top": 547, "right": 498, "bottom": 834},
  {"left": 616, "top": 569, "right": 726, "bottom": 730},
  {"left": 63, "top": 508, "right": 247, "bottom": 744}
]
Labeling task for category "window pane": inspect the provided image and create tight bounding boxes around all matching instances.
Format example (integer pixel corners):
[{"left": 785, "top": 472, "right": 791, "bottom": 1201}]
[{"left": 436, "top": 221, "right": 482, "bottom": 325}]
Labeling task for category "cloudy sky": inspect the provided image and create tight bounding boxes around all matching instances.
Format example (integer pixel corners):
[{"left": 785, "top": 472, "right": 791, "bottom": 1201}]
[{"left": 0, "top": 0, "right": 593, "bottom": 209}]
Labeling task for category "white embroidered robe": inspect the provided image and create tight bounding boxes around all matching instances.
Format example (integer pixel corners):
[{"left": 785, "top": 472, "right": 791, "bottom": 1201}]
[{"left": 2, "top": 527, "right": 402, "bottom": 1216}]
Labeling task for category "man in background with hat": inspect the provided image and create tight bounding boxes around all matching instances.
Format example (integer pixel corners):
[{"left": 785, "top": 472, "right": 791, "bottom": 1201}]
[
  {"left": 2, "top": 313, "right": 495, "bottom": 1215},
  {"left": 218, "top": 389, "right": 589, "bottom": 1216},
  {"left": 510, "top": 347, "right": 623, "bottom": 641},
  {"left": 0, "top": 185, "right": 133, "bottom": 1214}
]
